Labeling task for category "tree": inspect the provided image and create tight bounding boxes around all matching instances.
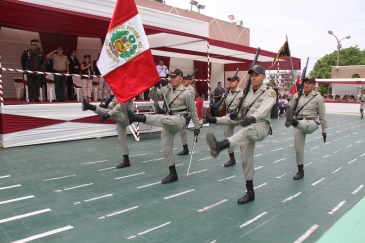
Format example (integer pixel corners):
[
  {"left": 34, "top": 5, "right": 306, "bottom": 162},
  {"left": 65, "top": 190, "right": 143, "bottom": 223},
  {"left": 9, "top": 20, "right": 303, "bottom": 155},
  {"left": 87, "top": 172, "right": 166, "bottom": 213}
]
[
  {"left": 309, "top": 46, "right": 365, "bottom": 78},
  {"left": 318, "top": 84, "right": 328, "bottom": 96}
]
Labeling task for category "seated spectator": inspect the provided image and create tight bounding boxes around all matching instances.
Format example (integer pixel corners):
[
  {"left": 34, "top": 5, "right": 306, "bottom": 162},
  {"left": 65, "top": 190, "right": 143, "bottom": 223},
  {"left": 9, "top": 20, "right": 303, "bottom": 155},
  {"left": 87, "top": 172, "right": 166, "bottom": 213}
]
[
  {"left": 279, "top": 95, "right": 288, "bottom": 117},
  {"left": 335, "top": 95, "right": 341, "bottom": 100},
  {"left": 328, "top": 95, "right": 333, "bottom": 100},
  {"left": 348, "top": 95, "right": 355, "bottom": 102},
  {"left": 342, "top": 95, "right": 348, "bottom": 101}
]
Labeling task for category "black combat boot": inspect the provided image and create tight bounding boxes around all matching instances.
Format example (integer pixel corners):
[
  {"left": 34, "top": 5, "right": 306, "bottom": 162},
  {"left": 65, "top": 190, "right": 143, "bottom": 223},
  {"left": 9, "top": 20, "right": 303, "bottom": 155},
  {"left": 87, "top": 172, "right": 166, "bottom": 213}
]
[
  {"left": 202, "top": 107, "right": 217, "bottom": 124},
  {"left": 120, "top": 104, "right": 146, "bottom": 125},
  {"left": 81, "top": 95, "right": 96, "bottom": 111},
  {"left": 293, "top": 164, "right": 304, "bottom": 180},
  {"left": 206, "top": 133, "right": 230, "bottom": 158},
  {"left": 292, "top": 119, "right": 299, "bottom": 127},
  {"left": 285, "top": 105, "right": 294, "bottom": 127},
  {"left": 177, "top": 144, "right": 189, "bottom": 156},
  {"left": 360, "top": 109, "right": 363, "bottom": 118},
  {"left": 161, "top": 165, "right": 178, "bottom": 184},
  {"left": 116, "top": 155, "right": 131, "bottom": 168},
  {"left": 224, "top": 153, "right": 236, "bottom": 167},
  {"left": 99, "top": 95, "right": 114, "bottom": 108},
  {"left": 237, "top": 180, "right": 255, "bottom": 204}
]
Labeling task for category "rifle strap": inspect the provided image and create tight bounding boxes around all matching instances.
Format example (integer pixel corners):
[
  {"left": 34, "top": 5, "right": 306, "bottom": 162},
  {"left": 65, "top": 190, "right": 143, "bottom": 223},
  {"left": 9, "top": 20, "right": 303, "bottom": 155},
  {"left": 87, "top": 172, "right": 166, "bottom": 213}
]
[
  {"left": 165, "top": 88, "right": 185, "bottom": 112},
  {"left": 295, "top": 94, "right": 318, "bottom": 117},
  {"left": 162, "top": 88, "right": 172, "bottom": 112},
  {"left": 226, "top": 90, "right": 241, "bottom": 112},
  {"left": 244, "top": 88, "right": 267, "bottom": 116}
]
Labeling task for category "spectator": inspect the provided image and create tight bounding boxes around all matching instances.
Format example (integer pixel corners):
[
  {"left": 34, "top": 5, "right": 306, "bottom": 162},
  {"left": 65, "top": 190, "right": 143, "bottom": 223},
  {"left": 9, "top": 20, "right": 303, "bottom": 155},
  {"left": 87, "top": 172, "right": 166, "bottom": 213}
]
[
  {"left": 21, "top": 39, "right": 44, "bottom": 102},
  {"left": 328, "top": 95, "right": 333, "bottom": 100},
  {"left": 335, "top": 95, "right": 341, "bottom": 100},
  {"left": 80, "top": 54, "right": 94, "bottom": 102},
  {"left": 67, "top": 49, "right": 80, "bottom": 100},
  {"left": 348, "top": 95, "right": 355, "bottom": 102},
  {"left": 279, "top": 95, "right": 288, "bottom": 117},
  {"left": 94, "top": 53, "right": 109, "bottom": 101},
  {"left": 285, "top": 89, "right": 293, "bottom": 101},
  {"left": 214, "top": 81, "right": 224, "bottom": 103},
  {"left": 156, "top": 59, "right": 169, "bottom": 86},
  {"left": 45, "top": 57, "right": 53, "bottom": 72},
  {"left": 46, "top": 46, "right": 69, "bottom": 102}
]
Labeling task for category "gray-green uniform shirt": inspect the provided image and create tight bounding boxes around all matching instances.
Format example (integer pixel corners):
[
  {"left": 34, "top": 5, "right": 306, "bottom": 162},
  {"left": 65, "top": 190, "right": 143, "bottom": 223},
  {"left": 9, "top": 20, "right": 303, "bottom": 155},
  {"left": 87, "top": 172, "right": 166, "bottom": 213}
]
[
  {"left": 219, "top": 88, "right": 243, "bottom": 116},
  {"left": 357, "top": 94, "right": 365, "bottom": 109}
]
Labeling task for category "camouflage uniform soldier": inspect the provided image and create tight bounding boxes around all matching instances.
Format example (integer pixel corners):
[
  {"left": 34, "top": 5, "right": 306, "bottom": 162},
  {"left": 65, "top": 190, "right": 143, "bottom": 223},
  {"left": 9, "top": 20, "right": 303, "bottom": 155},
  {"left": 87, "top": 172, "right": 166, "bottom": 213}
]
[
  {"left": 285, "top": 77, "right": 328, "bottom": 180},
  {"left": 203, "top": 75, "right": 243, "bottom": 167},
  {"left": 357, "top": 87, "right": 365, "bottom": 118},
  {"left": 206, "top": 65, "right": 276, "bottom": 204},
  {"left": 81, "top": 95, "right": 134, "bottom": 168},
  {"left": 177, "top": 74, "right": 196, "bottom": 156},
  {"left": 20, "top": 39, "right": 44, "bottom": 102},
  {"left": 123, "top": 69, "right": 200, "bottom": 184}
]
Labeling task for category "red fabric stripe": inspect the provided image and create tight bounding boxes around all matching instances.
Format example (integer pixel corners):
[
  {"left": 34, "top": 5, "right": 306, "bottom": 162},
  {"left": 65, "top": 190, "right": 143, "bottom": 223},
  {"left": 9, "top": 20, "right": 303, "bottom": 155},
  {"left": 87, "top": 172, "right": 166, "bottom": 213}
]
[
  {"left": 71, "top": 115, "right": 115, "bottom": 124},
  {"left": 108, "top": 0, "right": 138, "bottom": 31},
  {"left": 104, "top": 49, "right": 160, "bottom": 104}
]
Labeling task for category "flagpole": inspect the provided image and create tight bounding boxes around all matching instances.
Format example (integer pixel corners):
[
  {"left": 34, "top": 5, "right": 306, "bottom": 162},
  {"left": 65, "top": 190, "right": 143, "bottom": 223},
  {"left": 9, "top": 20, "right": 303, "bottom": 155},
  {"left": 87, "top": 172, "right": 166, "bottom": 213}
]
[{"left": 286, "top": 36, "right": 296, "bottom": 85}]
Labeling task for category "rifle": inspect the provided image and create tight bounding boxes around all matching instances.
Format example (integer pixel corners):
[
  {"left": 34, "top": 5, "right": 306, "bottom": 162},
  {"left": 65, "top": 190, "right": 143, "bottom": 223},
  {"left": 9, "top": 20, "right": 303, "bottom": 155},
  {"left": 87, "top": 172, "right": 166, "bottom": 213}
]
[
  {"left": 292, "top": 57, "right": 309, "bottom": 115},
  {"left": 185, "top": 68, "right": 198, "bottom": 80},
  {"left": 209, "top": 92, "right": 218, "bottom": 117},
  {"left": 229, "top": 48, "right": 261, "bottom": 120}
]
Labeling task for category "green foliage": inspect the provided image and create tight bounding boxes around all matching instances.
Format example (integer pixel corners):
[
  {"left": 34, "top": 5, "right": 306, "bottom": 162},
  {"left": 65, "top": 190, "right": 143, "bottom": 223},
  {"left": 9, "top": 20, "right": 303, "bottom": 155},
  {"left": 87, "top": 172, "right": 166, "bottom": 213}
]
[
  {"left": 352, "top": 73, "right": 361, "bottom": 78},
  {"left": 309, "top": 46, "right": 365, "bottom": 78},
  {"left": 318, "top": 84, "right": 328, "bottom": 96}
]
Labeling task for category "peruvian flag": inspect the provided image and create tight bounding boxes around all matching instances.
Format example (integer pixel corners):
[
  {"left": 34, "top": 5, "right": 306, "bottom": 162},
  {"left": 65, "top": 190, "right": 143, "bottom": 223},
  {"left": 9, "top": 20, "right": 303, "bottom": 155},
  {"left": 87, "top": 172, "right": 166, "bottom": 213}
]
[
  {"left": 98, "top": 0, "right": 160, "bottom": 104},
  {"left": 291, "top": 77, "right": 301, "bottom": 95}
]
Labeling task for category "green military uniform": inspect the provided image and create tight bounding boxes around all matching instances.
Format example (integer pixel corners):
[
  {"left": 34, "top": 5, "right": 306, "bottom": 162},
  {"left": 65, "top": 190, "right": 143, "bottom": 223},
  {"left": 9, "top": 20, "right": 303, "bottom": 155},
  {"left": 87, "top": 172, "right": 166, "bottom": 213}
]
[
  {"left": 179, "top": 84, "right": 195, "bottom": 150},
  {"left": 289, "top": 90, "right": 327, "bottom": 166},
  {"left": 148, "top": 83, "right": 200, "bottom": 166},
  {"left": 20, "top": 39, "right": 44, "bottom": 102},
  {"left": 357, "top": 90, "right": 365, "bottom": 118}
]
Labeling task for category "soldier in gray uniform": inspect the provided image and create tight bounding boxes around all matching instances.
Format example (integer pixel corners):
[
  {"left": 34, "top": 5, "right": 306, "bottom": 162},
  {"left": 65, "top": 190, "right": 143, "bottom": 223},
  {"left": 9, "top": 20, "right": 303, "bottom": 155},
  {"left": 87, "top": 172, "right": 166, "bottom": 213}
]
[
  {"left": 206, "top": 65, "right": 276, "bottom": 204},
  {"left": 123, "top": 68, "right": 200, "bottom": 184},
  {"left": 177, "top": 74, "right": 196, "bottom": 156},
  {"left": 357, "top": 87, "right": 365, "bottom": 118},
  {"left": 20, "top": 39, "right": 44, "bottom": 102},
  {"left": 285, "top": 77, "right": 328, "bottom": 180},
  {"left": 203, "top": 75, "right": 243, "bottom": 167},
  {"left": 81, "top": 95, "right": 134, "bottom": 168}
]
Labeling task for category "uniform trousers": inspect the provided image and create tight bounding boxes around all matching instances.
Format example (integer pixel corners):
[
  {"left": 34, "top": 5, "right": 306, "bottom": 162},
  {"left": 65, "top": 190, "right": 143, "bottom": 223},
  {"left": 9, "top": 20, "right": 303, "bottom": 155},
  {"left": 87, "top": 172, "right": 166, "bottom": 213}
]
[
  {"left": 145, "top": 114, "right": 186, "bottom": 166},
  {"left": 26, "top": 74, "right": 41, "bottom": 101},
  {"left": 97, "top": 77, "right": 109, "bottom": 100},
  {"left": 227, "top": 122, "right": 270, "bottom": 181},
  {"left": 81, "top": 78, "right": 92, "bottom": 99},
  {"left": 54, "top": 72, "right": 66, "bottom": 101},
  {"left": 215, "top": 115, "right": 240, "bottom": 154},
  {"left": 294, "top": 120, "right": 318, "bottom": 165},
  {"left": 360, "top": 102, "right": 365, "bottom": 110},
  {"left": 95, "top": 106, "right": 129, "bottom": 155},
  {"left": 179, "top": 127, "right": 188, "bottom": 146}
]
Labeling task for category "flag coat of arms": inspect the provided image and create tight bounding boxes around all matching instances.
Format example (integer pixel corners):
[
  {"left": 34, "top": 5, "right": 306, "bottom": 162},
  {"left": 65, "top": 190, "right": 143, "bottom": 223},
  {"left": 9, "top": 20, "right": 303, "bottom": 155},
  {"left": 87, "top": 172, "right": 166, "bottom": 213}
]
[{"left": 98, "top": 0, "right": 160, "bottom": 104}]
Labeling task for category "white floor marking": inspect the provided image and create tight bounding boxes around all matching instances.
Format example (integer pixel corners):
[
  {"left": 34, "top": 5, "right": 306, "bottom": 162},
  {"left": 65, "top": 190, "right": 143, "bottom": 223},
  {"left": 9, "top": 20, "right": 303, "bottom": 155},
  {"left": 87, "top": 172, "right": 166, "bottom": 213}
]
[
  {"left": 137, "top": 182, "right": 160, "bottom": 189},
  {"left": 12, "top": 225, "right": 73, "bottom": 243},
  {"left": 293, "top": 224, "right": 319, "bottom": 243},
  {"left": 115, "top": 172, "right": 145, "bottom": 180},
  {"left": 321, "top": 155, "right": 330, "bottom": 158},
  {"left": 352, "top": 185, "right": 364, "bottom": 194},
  {"left": 346, "top": 144, "right": 352, "bottom": 148},
  {"left": 0, "top": 184, "right": 21, "bottom": 190},
  {"left": 332, "top": 167, "right": 342, "bottom": 173},
  {"left": 282, "top": 192, "right": 301, "bottom": 202},
  {"left": 175, "top": 163, "right": 184, "bottom": 167},
  {"left": 304, "top": 162, "right": 313, "bottom": 167},
  {"left": 129, "top": 153, "right": 147, "bottom": 157},
  {"left": 97, "top": 167, "right": 115, "bottom": 171},
  {"left": 328, "top": 201, "right": 346, "bottom": 215},
  {"left": 361, "top": 153, "right": 365, "bottom": 157},
  {"left": 164, "top": 189, "right": 195, "bottom": 199},
  {"left": 217, "top": 175, "right": 236, "bottom": 181},
  {"left": 0, "top": 175, "right": 10, "bottom": 179},
  {"left": 348, "top": 159, "right": 357, "bottom": 164},
  {"left": 58, "top": 183, "right": 93, "bottom": 191},
  {"left": 84, "top": 194, "right": 113, "bottom": 202},
  {"left": 289, "top": 144, "right": 294, "bottom": 147},
  {"left": 284, "top": 137, "right": 293, "bottom": 140},
  {"left": 324, "top": 142, "right": 331, "bottom": 145},
  {"left": 0, "top": 208, "right": 51, "bottom": 224},
  {"left": 99, "top": 206, "right": 139, "bottom": 219},
  {"left": 312, "top": 178, "right": 325, "bottom": 186},
  {"left": 198, "top": 157, "right": 213, "bottom": 161},
  {"left": 138, "top": 221, "right": 171, "bottom": 236},
  {"left": 254, "top": 154, "right": 262, "bottom": 157},
  {"left": 240, "top": 212, "right": 268, "bottom": 228},
  {"left": 83, "top": 160, "right": 107, "bottom": 165},
  {"left": 254, "top": 183, "right": 266, "bottom": 190},
  {"left": 276, "top": 172, "right": 290, "bottom": 179},
  {"left": 43, "top": 174, "right": 76, "bottom": 181},
  {"left": 256, "top": 145, "right": 263, "bottom": 147},
  {"left": 188, "top": 169, "right": 208, "bottom": 175},
  {"left": 334, "top": 149, "right": 342, "bottom": 154},
  {"left": 273, "top": 158, "right": 286, "bottom": 163},
  {"left": 355, "top": 140, "right": 362, "bottom": 143},
  {"left": 0, "top": 195, "right": 34, "bottom": 205},
  {"left": 311, "top": 146, "right": 319, "bottom": 150},
  {"left": 141, "top": 158, "right": 164, "bottom": 163},
  {"left": 270, "top": 148, "right": 282, "bottom": 152},
  {"left": 198, "top": 199, "right": 228, "bottom": 212},
  {"left": 74, "top": 202, "right": 80, "bottom": 204},
  {"left": 254, "top": 166, "right": 263, "bottom": 170}
]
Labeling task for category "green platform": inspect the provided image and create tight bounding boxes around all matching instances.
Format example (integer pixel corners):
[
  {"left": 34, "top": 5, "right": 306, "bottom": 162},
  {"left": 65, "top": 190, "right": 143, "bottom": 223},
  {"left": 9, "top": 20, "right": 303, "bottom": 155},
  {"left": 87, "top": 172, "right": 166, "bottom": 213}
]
[{"left": 0, "top": 114, "right": 364, "bottom": 242}]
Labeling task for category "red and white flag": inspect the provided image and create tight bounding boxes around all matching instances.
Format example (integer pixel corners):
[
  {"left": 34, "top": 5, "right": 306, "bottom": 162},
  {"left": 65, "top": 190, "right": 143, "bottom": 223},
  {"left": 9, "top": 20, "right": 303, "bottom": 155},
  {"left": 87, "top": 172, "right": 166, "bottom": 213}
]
[
  {"left": 291, "top": 77, "right": 301, "bottom": 95},
  {"left": 98, "top": 0, "right": 160, "bottom": 104}
]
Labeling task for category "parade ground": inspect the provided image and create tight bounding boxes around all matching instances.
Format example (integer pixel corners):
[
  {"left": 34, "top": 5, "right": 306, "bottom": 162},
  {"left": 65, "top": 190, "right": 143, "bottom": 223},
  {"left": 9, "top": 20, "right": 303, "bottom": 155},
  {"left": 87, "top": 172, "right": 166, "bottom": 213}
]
[{"left": 0, "top": 113, "right": 364, "bottom": 243}]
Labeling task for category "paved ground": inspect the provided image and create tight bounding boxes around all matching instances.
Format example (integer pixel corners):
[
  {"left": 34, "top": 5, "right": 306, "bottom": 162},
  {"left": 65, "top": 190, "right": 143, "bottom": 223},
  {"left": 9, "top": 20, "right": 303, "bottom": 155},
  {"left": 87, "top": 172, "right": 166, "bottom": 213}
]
[{"left": 0, "top": 113, "right": 364, "bottom": 243}]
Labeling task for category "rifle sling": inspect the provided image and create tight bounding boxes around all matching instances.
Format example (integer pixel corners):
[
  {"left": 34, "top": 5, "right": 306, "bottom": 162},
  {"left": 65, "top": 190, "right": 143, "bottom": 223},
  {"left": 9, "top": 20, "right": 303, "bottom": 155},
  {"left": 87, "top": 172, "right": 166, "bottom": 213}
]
[
  {"left": 244, "top": 89, "right": 267, "bottom": 116},
  {"left": 226, "top": 90, "right": 241, "bottom": 112},
  {"left": 163, "top": 88, "right": 185, "bottom": 112},
  {"left": 295, "top": 94, "right": 318, "bottom": 117}
]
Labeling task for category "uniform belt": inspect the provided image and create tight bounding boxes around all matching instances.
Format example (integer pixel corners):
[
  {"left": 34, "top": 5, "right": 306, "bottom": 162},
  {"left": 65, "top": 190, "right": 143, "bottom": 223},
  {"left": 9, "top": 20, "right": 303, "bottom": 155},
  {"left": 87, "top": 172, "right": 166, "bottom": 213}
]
[
  {"left": 172, "top": 108, "right": 187, "bottom": 113},
  {"left": 53, "top": 69, "right": 66, "bottom": 73},
  {"left": 298, "top": 118, "right": 314, "bottom": 120}
]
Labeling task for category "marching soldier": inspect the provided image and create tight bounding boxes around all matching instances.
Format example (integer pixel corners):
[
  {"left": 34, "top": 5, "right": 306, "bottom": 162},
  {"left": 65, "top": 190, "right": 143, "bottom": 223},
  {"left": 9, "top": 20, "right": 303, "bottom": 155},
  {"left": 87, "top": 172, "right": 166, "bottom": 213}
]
[
  {"left": 81, "top": 95, "right": 134, "bottom": 168},
  {"left": 203, "top": 75, "right": 243, "bottom": 167},
  {"left": 122, "top": 68, "right": 200, "bottom": 184},
  {"left": 285, "top": 77, "right": 328, "bottom": 180},
  {"left": 176, "top": 74, "right": 196, "bottom": 156},
  {"left": 357, "top": 87, "right": 365, "bottom": 118},
  {"left": 206, "top": 65, "right": 276, "bottom": 204},
  {"left": 20, "top": 39, "right": 44, "bottom": 102}
]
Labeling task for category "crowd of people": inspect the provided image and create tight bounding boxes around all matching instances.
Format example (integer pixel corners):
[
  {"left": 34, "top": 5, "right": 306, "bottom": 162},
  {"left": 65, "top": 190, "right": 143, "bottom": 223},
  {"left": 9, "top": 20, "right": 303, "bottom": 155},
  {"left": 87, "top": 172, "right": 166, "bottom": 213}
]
[{"left": 324, "top": 94, "right": 358, "bottom": 101}]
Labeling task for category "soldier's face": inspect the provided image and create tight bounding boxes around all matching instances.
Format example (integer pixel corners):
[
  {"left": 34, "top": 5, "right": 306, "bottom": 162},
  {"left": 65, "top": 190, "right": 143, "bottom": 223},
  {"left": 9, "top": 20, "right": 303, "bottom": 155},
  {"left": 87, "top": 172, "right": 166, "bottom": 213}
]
[
  {"left": 303, "top": 81, "right": 315, "bottom": 93},
  {"left": 31, "top": 44, "right": 38, "bottom": 50},
  {"left": 57, "top": 50, "right": 63, "bottom": 56},
  {"left": 228, "top": 80, "right": 239, "bottom": 89},
  {"left": 170, "top": 75, "right": 183, "bottom": 88},
  {"left": 251, "top": 73, "right": 265, "bottom": 88},
  {"left": 183, "top": 79, "right": 192, "bottom": 87}
]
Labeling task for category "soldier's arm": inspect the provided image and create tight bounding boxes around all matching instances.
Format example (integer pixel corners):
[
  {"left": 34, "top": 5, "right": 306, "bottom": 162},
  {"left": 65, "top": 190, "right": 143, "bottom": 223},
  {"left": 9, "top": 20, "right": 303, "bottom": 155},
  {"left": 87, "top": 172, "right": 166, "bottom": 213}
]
[
  {"left": 249, "top": 90, "right": 276, "bottom": 121},
  {"left": 20, "top": 51, "right": 26, "bottom": 70},
  {"left": 184, "top": 92, "right": 200, "bottom": 129},
  {"left": 317, "top": 95, "right": 328, "bottom": 133},
  {"left": 46, "top": 50, "right": 56, "bottom": 59},
  {"left": 148, "top": 86, "right": 164, "bottom": 100}
]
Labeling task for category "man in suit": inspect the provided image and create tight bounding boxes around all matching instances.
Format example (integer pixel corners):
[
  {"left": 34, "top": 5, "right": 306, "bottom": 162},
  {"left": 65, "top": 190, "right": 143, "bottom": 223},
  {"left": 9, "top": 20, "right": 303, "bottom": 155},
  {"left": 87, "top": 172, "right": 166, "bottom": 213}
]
[{"left": 67, "top": 50, "right": 80, "bottom": 100}]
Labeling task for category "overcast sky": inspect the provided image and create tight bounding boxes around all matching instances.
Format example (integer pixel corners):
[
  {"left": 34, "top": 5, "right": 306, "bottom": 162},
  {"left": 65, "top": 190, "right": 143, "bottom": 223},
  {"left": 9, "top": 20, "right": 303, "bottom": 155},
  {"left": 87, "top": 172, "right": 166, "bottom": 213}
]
[{"left": 164, "top": 0, "right": 365, "bottom": 73}]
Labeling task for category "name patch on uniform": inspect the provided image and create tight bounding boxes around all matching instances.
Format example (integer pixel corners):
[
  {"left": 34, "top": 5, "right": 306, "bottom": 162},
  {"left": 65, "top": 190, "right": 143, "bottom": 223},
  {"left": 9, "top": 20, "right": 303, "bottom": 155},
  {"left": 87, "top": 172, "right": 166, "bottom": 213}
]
[
  {"left": 191, "top": 93, "right": 194, "bottom": 98},
  {"left": 258, "top": 99, "right": 263, "bottom": 102},
  {"left": 271, "top": 91, "right": 277, "bottom": 98},
  {"left": 311, "top": 101, "right": 317, "bottom": 104},
  {"left": 236, "top": 98, "right": 239, "bottom": 100},
  {"left": 178, "top": 97, "right": 183, "bottom": 101}
]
